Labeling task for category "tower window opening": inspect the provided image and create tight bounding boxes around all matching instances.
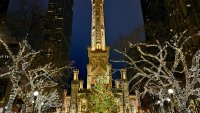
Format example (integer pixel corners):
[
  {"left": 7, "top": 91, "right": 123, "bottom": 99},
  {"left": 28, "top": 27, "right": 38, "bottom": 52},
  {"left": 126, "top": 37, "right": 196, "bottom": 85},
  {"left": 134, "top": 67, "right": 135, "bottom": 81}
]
[{"left": 96, "top": 43, "right": 101, "bottom": 49}]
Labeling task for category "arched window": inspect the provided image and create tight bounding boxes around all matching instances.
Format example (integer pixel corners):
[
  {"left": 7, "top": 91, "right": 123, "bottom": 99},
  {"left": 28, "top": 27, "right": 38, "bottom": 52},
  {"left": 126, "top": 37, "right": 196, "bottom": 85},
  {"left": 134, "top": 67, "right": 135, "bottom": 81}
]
[{"left": 96, "top": 43, "right": 101, "bottom": 49}]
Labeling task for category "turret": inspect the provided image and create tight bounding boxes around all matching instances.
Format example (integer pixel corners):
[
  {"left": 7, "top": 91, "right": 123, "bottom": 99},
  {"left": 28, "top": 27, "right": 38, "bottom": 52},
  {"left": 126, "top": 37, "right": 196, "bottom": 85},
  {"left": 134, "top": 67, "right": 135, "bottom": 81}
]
[
  {"left": 120, "top": 69, "right": 127, "bottom": 80},
  {"left": 70, "top": 69, "right": 79, "bottom": 113},
  {"left": 115, "top": 80, "right": 120, "bottom": 89},
  {"left": 79, "top": 80, "right": 84, "bottom": 90},
  {"left": 73, "top": 69, "right": 79, "bottom": 80}
]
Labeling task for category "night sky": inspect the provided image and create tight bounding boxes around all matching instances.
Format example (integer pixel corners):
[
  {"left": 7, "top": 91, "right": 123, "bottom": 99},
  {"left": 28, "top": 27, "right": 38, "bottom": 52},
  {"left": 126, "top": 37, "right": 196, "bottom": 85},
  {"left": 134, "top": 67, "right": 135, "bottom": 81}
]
[
  {"left": 8, "top": 0, "right": 144, "bottom": 78},
  {"left": 71, "top": 0, "right": 144, "bottom": 78}
]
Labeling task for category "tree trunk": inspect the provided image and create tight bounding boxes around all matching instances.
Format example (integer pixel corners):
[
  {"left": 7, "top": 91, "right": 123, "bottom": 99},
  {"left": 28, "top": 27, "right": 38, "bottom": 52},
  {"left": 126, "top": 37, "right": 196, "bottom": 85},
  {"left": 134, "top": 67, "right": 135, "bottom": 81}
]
[{"left": 5, "top": 86, "right": 18, "bottom": 113}]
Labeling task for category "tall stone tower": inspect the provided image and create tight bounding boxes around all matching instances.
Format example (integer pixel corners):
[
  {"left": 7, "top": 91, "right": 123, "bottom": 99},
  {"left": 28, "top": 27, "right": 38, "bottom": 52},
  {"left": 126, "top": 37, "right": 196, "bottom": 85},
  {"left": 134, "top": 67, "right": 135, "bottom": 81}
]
[
  {"left": 59, "top": 1, "right": 141, "bottom": 113},
  {"left": 87, "top": 0, "right": 112, "bottom": 89}
]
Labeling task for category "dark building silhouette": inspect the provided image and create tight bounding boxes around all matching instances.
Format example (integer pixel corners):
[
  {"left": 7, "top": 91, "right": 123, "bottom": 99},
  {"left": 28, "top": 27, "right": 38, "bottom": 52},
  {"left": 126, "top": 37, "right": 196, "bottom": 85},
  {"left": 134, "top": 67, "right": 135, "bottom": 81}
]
[
  {"left": 44, "top": 0, "right": 73, "bottom": 67},
  {"left": 141, "top": 0, "right": 200, "bottom": 40},
  {"left": 0, "top": 0, "right": 9, "bottom": 23},
  {"left": 140, "top": 0, "right": 200, "bottom": 56},
  {"left": 164, "top": 0, "right": 200, "bottom": 34},
  {"left": 140, "top": 0, "right": 171, "bottom": 41},
  {"left": 0, "top": 0, "right": 9, "bottom": 34}
]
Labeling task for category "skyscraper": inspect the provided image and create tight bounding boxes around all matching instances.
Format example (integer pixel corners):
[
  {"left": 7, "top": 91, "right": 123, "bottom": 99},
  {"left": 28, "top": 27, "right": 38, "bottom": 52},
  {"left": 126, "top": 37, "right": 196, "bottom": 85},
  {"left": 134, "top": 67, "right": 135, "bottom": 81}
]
[
  {"left": 140, "top": 0, "right": 170, "bottom": 41},
  {"left": 164, "top": 0, "right": 200, "bottom": 34},
  {"left": 0, "top": 0, "right": 9, "bottom": 34},
  {"left": 44, "top": 0, "right": 73, "bottom": 67},
  {"left": 0, "top": 0, "right": 9, "bottom": 23},
  {"left": 140, "top": 0, "right": 200, "bottom": 40},
  {"left": 140, "top": 0, "right": 200, "bottom": 58}
]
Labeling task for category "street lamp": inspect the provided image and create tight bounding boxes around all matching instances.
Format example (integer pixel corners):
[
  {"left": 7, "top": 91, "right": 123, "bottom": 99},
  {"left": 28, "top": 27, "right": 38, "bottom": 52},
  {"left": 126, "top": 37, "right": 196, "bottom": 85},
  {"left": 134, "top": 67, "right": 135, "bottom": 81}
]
[
  {"left": 168, "top": 89, "right": 174, "bottom": 94},
  {"left": 33, "top": 91, "right": 39, "bottom": 113},
  {"left": 157, "top": 100, "right": 165, "bottom": 112},
  {"left": 166, "top": 97, "right": 171, "bottom": 102},
  {"left": 165, "top": 97, "right": 171, "bottom": 112},
  {"left": 33, "top": 91, "right": 39, "bottom": 96},
  {"left": 168, "top": 89, "right": 175, "bottom": 113},
  {"left": 41, "top": 102, "right": 44, "bottom": 106}
]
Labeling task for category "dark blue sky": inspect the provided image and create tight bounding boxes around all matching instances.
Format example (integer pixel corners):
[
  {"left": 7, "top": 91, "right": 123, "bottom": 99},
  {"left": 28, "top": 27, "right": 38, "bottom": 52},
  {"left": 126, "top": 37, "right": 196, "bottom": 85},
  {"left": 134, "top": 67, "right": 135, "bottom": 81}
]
[
  {"left": 8, "top": 0, "right": 144, "bottom": 78},
  {"left": 71, "top": 0, "right": 144, "bottom": 78}
]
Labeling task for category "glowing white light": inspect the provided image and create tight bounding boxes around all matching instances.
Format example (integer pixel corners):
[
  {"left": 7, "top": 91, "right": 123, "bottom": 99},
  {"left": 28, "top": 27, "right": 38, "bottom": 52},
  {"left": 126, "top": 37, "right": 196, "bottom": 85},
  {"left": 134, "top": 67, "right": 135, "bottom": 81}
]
[
  {"left": 157, "top": 100, "right": 161, "bottom": 104},
  {"left": 186, "top": 4, "right": 191, "bottom": 7},
  {"left": 166, "top": 97, "right": 171, "bottom": 102},
  {"left": 168, "top": 89, "right": 174, "bottom": 94},
  {"left": 33, "top": 91, "right": 39, "bottom": 96}
]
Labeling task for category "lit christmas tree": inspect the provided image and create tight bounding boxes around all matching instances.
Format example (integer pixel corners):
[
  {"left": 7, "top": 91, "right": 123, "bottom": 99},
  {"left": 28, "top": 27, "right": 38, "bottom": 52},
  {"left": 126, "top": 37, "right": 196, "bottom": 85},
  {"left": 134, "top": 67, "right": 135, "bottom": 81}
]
[{"left": 89, "top": 76, "right": 117, "bottom": 113}]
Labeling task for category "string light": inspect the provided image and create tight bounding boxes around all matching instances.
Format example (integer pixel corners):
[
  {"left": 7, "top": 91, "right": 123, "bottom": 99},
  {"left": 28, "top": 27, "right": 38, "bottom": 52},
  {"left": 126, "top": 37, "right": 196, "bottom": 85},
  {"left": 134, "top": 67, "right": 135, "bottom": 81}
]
[
  {"left": 112, "top": 31, "right": 200, "bottom": 112},
  {"left": 0, "top": 38, "right": 64, "bottom": 113}
]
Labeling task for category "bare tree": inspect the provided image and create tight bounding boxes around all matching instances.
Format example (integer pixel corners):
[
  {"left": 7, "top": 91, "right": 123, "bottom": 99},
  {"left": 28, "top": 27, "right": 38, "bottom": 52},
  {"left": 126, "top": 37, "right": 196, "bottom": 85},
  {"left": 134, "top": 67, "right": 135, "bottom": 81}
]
[
  {"left": 112, "top": 31, "right": 200, "bottom": 112},
  {"left": 0, "top": 38, "right": 66, "bottom": 113}
]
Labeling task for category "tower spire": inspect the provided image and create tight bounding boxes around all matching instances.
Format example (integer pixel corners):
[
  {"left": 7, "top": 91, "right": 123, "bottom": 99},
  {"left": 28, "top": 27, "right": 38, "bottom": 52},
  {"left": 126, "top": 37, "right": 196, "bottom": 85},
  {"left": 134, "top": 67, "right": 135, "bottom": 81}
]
[
  {"left": 87, "top": 0, "right": 112, "bottom": 89},
  {"left": 91, "top": 0, "right": 106, "bottom": 51}
]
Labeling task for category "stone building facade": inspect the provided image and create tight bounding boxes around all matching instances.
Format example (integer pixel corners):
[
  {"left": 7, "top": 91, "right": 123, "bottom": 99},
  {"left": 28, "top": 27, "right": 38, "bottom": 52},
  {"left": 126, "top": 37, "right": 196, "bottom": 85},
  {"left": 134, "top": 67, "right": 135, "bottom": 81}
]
[
  {"left": 60, "top": 69, "right": 140, "bottom": 113},
  {"left": 57, "top": 0, "right": 141, "bottom": 112}
]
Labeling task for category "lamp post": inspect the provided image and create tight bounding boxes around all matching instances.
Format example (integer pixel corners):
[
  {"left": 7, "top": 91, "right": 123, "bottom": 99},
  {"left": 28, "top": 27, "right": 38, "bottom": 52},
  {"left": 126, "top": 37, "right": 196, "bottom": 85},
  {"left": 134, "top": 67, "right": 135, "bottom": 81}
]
[
  {"left": 168, "top": 89, "right": 175, "bottom": 113},
  {"left": 38, "top": 102, "right": 44, "bottom": 113},
  {"left": 156, "top": 100, "right": 162, "bottom": 112},
  {"left": 32, "top": 91, "right": 39, "bottom": 113},
  {"left": 166, "top": 97, "right": 171, "bottom": 112},
  {"left": 166, "top": 97, "right": 171, "bottom": 102}
]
